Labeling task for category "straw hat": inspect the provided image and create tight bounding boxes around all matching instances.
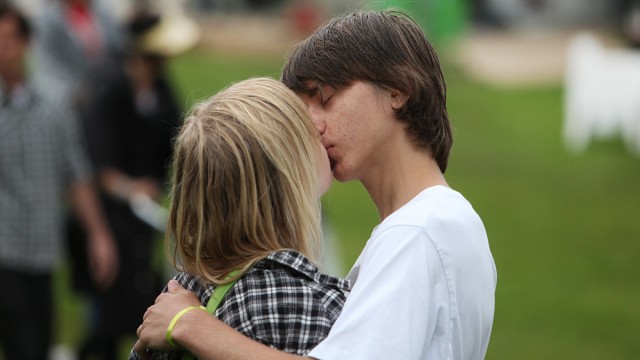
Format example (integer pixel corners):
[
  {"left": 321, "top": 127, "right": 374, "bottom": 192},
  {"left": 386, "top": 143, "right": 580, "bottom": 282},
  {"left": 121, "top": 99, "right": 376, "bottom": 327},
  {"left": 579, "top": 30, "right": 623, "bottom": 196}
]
[{"left": 135, "top": 14, "right": 201, "bottom": 57}]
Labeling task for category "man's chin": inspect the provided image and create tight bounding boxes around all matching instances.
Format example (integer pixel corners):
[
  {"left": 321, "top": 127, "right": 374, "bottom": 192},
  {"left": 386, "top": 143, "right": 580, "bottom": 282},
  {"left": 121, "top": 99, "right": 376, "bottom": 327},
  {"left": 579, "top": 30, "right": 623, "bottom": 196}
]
[
  {"left": 330, "top": 161, "right": 353, "bottom": 182},
  {"left": 332, "top": 170, "right": 351, "bottom": 183}
]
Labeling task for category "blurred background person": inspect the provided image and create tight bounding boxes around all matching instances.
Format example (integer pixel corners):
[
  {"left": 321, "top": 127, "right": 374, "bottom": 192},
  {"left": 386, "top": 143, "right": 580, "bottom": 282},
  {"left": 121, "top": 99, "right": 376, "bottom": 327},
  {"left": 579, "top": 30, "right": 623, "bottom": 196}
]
[
  {"left": 31, "top": 0, "right": 126, "bottom": 105},
  {"left": 69, "top": 10, "right": 196, "bottom": 360},
  {"left": 0, "top": 3, "right": 117, "bottom": 360},
  {"left": 28, "top": 4, "right": 127, "bottom": 346}
]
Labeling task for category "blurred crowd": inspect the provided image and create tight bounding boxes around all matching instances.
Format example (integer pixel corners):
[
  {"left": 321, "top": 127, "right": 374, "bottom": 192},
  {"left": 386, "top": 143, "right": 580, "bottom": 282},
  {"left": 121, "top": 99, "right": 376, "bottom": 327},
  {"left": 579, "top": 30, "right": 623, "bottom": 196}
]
[{"left": 0, "top": 0, "right": 197, "bottom": 359}]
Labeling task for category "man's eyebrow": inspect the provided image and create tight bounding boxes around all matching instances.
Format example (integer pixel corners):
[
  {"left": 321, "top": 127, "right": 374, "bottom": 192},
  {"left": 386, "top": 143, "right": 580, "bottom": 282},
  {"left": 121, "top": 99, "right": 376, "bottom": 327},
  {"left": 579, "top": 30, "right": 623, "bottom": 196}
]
[{"left": 299, "top": 81, "right": 321, "bottom": 97}]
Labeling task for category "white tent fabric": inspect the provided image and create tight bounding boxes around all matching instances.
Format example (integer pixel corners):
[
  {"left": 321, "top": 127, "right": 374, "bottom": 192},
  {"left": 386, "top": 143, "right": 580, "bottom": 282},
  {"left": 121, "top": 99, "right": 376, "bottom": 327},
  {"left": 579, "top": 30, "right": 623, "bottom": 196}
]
[{"left": 564, "top": 33, "right": 640, "bottom": 155}]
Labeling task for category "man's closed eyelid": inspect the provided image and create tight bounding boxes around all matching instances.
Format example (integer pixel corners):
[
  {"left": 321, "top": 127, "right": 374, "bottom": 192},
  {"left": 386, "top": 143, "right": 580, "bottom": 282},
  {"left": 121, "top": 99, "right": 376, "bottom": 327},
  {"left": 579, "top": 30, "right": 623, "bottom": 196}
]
[{"left": 319, "top": 86, "right": 336, "bottom": 105}]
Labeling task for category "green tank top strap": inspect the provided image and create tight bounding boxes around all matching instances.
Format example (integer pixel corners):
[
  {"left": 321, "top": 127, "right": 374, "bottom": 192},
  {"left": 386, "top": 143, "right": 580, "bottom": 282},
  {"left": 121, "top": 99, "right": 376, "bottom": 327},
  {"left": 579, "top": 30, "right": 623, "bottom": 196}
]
[
  {"left": 180, "top": 269, "right": 242, "bottom": 360},
  {"left": 205, "top": 269, "right": 241, "bottom": 313}
]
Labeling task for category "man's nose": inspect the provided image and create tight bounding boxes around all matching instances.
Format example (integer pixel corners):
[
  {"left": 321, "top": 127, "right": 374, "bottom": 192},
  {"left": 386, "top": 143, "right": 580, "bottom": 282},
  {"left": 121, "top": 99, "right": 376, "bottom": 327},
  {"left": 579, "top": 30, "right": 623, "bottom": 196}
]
[{"left": 309, "top": 107, "right": 326, "bottom": 135}]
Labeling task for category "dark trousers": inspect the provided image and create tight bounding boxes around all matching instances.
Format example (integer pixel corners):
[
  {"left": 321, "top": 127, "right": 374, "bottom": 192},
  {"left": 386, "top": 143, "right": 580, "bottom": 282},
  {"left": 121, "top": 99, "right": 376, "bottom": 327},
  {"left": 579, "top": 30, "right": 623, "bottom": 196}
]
[{"left": 0, "top": 268, "right": 52, "bottom": 360}]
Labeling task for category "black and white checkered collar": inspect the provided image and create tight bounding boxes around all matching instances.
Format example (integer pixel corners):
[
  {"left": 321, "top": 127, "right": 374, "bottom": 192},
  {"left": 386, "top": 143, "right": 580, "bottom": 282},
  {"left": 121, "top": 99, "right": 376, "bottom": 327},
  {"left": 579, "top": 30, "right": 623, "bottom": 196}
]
[{"left": 259, "top": 250, "right": 351, "bottom": 291}]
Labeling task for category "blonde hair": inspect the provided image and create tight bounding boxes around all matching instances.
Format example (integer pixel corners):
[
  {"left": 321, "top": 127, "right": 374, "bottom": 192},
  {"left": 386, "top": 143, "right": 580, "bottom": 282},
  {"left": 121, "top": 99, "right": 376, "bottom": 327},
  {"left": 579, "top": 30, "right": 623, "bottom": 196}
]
[{"left": 167, "top": 77, "right": 323, "bottom": 284}]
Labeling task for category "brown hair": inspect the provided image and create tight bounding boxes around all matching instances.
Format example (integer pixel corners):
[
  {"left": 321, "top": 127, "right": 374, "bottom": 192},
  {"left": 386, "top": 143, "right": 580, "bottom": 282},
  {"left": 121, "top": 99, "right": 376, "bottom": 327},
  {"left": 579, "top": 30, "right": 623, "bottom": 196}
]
[
  {"left": 282, "top": 10, "right": 452, "bottom": 172},
  {"left": 167, "top": 77, "right": 323, "bottom": 284},
  {"left": 0, "top": 2, "right": 32, "bottom": 40}
]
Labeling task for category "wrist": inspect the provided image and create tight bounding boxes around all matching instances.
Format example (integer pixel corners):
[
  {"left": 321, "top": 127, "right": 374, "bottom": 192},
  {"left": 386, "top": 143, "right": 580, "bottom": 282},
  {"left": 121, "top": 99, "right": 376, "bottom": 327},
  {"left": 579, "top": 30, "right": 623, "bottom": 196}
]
[
  {"left": 87, "top": 227, "right": 112, "bottom": 243},
  {"left": 167, "top": 305, "right": 206, "bottom": 349}
]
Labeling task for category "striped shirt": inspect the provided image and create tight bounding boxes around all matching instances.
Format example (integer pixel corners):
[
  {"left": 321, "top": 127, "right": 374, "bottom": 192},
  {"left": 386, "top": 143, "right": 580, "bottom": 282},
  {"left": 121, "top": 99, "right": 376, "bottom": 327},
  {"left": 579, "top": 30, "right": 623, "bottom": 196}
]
[
  {"left": 0, "top": 80, "right": 91, "bottom": 273},
  {"left": 131, "top": 250, "right": 349, "bottom": 359}
]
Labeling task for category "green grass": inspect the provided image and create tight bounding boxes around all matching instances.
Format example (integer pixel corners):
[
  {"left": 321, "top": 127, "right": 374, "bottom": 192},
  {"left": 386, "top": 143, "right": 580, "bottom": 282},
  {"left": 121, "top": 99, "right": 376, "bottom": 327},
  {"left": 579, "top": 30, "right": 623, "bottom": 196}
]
[
  {"left": 444, "top": 65, "right": 640, "bottom": 359},
  {"left": 168, "top": 49, "right": 286, "bottom": 110},
  {"left": 54, "top": 48, "right": 640, "bottom": 359}
]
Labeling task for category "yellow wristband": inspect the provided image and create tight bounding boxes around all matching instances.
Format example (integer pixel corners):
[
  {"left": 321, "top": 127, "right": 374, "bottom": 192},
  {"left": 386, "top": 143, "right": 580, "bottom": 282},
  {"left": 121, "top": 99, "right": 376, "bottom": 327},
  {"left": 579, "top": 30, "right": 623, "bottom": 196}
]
[{"left": 166, "top": 305, "right": 206, "bottom": 348}]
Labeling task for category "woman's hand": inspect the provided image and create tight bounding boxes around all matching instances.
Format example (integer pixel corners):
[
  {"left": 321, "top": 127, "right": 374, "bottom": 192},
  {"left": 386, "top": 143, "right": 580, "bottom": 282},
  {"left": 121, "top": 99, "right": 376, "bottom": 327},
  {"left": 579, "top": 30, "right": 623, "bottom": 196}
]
[{"left": 134, "top": 280, "right": 202, "bottom": 357}]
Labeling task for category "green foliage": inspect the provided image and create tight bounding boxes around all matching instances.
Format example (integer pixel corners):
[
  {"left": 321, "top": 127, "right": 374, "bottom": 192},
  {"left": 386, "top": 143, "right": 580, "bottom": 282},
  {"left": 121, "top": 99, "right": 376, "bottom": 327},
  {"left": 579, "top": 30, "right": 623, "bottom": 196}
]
[{"left": 54, "top": 49, "right": 640, "bottom": 359}]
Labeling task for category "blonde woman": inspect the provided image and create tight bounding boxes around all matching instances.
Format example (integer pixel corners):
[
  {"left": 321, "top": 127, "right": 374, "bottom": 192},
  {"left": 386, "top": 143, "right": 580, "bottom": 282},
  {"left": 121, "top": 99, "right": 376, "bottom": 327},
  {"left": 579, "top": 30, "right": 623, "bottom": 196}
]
[{"left": 130, "top": 77, "right": 347, "bottom": 359}]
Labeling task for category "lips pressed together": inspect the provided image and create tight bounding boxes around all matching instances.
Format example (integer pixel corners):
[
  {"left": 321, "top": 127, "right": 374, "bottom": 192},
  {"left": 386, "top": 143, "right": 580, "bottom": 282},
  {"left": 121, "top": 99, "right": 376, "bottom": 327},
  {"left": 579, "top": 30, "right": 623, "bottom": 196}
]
[{"left": 323, "top": 143, "right": 336, "bottom": 170}]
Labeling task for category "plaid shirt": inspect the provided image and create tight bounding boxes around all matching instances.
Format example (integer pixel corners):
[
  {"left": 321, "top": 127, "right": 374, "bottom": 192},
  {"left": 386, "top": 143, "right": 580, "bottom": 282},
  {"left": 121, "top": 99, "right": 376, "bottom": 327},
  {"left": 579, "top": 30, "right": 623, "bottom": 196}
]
[
  {"left": 0, "top": 80, "right": 91, "bottom": 272},
  {"left": 131, "top": 250, "right": 349, "bottom": 359}
]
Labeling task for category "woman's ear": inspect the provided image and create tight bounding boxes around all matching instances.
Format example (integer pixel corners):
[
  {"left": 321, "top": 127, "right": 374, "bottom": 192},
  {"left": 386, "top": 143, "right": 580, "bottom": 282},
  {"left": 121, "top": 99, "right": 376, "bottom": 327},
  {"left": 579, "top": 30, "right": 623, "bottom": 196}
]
[{"left": 389, "top": 88, "right": 409, "bottom": 110}]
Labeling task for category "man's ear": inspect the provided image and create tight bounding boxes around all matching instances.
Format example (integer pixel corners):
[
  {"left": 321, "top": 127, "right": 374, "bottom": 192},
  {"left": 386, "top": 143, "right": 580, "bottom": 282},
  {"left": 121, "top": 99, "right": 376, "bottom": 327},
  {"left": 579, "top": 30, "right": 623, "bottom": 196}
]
[{"left": 389, "top": 88, "right": 409, "bottom": 110}]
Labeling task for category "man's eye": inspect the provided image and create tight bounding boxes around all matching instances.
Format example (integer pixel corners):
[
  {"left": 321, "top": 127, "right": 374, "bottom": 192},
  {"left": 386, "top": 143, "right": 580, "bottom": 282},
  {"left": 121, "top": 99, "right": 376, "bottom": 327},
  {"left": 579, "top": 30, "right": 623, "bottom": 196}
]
[{"left": 319, "top": 86, "right": 334, "bottom": 105}]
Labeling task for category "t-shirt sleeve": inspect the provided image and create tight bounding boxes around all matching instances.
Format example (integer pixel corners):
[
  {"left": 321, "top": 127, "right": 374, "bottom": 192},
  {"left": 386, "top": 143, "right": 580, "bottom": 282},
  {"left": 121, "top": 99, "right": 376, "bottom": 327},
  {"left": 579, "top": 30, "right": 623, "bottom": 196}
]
[{"left": 308, "top": 226, "right": 449, "bottom": 360}]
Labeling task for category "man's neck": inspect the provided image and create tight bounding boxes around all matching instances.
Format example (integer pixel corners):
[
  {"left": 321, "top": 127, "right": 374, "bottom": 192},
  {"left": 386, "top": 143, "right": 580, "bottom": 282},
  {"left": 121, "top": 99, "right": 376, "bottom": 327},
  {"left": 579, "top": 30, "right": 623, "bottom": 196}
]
[{"left": 362, "top": 146, "right": 448, "bottom": 221}]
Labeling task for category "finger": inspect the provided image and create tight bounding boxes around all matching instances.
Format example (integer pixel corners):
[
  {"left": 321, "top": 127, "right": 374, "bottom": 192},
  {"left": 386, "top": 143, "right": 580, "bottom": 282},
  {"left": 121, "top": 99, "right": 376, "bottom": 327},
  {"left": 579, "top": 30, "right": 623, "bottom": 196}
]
[
  {"left": 104, "top": 268, "right": 117, "bottom": 290},
  {"left": 139, "top": 350, "right": 151, "bottom": 360},
  {"left": 137, "top": 323, "right": 143, "bottom": 338},
  {"left": 167, "top": 279, "right": 183, "bottom": 293},
  {"left": 90, "top": 255, "right": 115, "bottom": 292},
  {"left": 133, "top": 340, "right": 151, "bottom": 360},
  {"left": 103, "top": 257, "right": 118, "bottom": 287},
  {"left": 92, "top": 267, "right": 109, "bottom": 293}
]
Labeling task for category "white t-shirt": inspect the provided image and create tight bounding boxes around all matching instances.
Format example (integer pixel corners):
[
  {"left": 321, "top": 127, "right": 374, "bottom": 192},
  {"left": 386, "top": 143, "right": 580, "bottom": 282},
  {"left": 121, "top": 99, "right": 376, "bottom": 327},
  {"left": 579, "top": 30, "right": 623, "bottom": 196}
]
[{"left": 308, "top": 186, "right": 497, "bottom": 360}]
